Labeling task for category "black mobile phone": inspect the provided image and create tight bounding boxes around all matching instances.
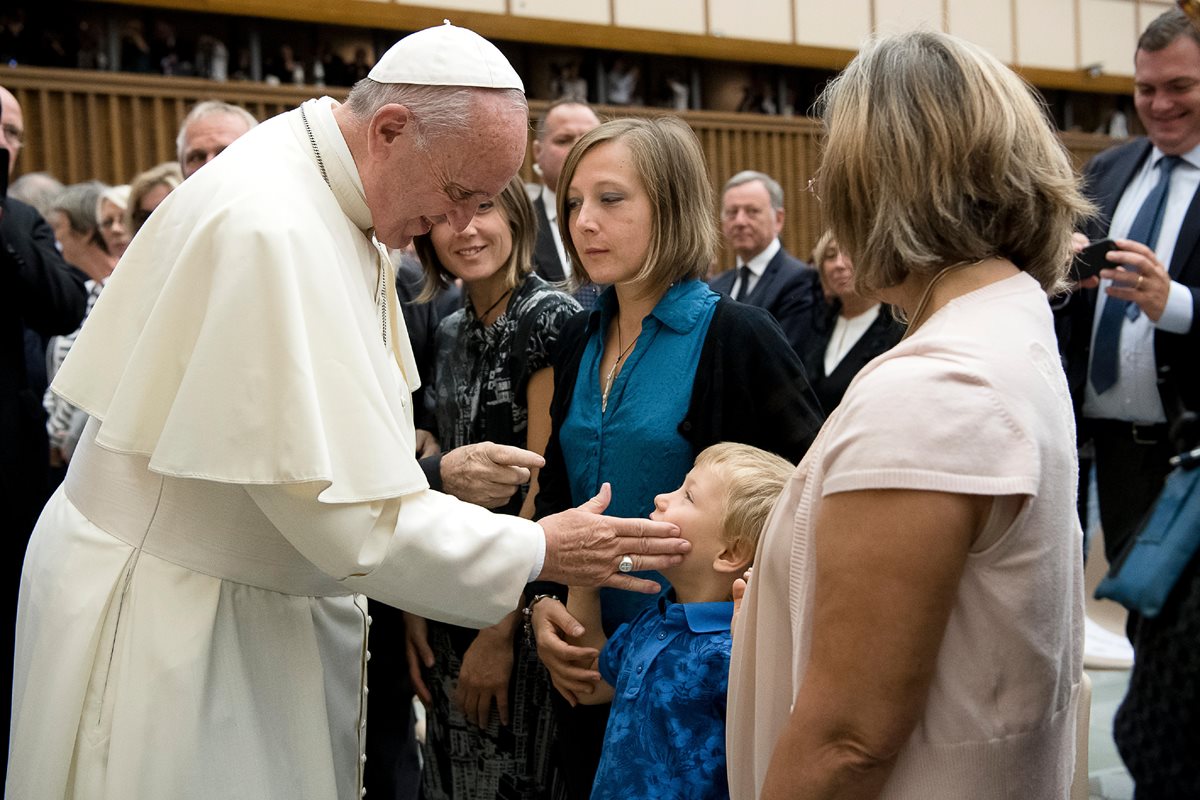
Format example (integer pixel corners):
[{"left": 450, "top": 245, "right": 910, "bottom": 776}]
[{"left": 1071, "top": 239, "right": 1117, "bottom": 283}]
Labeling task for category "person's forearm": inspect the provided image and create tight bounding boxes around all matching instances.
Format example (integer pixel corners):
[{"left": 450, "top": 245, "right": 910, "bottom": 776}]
[
  {"left": 761, "top": 709, "right": 897, "bottom": 800},
  {"left": 565, "top": 587, "right": 606, "bottom": 651},
  {"left": 479, "top": 609, "right": 521, "bottom": 642}
]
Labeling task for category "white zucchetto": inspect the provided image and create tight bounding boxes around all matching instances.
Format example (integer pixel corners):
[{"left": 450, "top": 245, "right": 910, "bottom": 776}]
[{"left": 368, "top": 21, "right": 525, "bottom": 93}]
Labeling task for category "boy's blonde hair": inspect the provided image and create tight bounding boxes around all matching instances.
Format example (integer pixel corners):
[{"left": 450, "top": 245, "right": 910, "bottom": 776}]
[{"left": 694, "top": 443, "right": 794, "bottom": 557}]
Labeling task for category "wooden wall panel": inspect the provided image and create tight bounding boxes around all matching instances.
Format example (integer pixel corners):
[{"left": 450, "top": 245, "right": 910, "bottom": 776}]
[
  {"left": 1080, "top": 0, "right": 1139, "bottom": 78},
  {"left": 614, "top": 0, "right": 705, "bottom": 35},
  {"left": 874, "top": 0, "right": 945, "bottom": 34},
  {"left": 794, "top": 0, "right": 871, "bottom": 50},
  {"left": 1015, "top": 0, "right": 1078, "bottom": 70},
  {"left": 398, "top": 0, "right": 505, "bottom": 13},
  {"left": 511, "top": 0, "right": 609, "bottom": 25},
  {"left": 3, "top": 66, "right": 1120, "bottom": 273},
  {"left": 948, "top": 0, "right": 1015, "bottom": 63},
  {"left": 708, "top": 0, "right": 792, "bottom": 43}
]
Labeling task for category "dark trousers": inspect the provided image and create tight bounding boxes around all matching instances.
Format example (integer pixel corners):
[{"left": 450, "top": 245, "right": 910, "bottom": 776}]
[
  {"left": 1089, "top": 419, "right": 1174, "bottom": 564},
  {"left": 364, "top": 601, "right": 422, "bottom": 800},
  {"left": 549, "top": 694, "right": 609, "bottom": 800}
]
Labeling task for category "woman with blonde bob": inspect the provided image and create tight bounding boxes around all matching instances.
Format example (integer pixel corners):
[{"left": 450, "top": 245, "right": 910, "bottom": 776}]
[
  {"left": 527, "top": 116, "right": 823, "bottom": 798},
  {"left": 728, "top": 31, "right": 1091, "bottom": 800}
]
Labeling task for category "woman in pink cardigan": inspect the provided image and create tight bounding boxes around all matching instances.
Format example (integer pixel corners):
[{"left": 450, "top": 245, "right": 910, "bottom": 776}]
[{"left": 727, "top": 31, "right": 1090, "bottom": 799}]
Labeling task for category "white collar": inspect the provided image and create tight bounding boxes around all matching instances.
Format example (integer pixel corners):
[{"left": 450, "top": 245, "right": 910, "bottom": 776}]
[
  {"left": 737, "top": 237, "right": 781, "bottom": 276},
  {"left": 300, "top": 97, "right": 373, "bottom": 232},
  {"left": 541, "top": 185, "right": 558, "bottom": 223},
  {"left": 1149, "top": 141, "right": 1200, "bottom": 172}
]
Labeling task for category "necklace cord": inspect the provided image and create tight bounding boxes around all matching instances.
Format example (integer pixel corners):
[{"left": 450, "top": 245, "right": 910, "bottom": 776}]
[{"left": 601, "top": 319, "right": 640, "bottom": 413}]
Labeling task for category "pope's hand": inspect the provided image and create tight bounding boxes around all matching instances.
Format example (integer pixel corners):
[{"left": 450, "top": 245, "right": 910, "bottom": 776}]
[
  {"left": 536, "top": 483, "right": 688, "bottom": 592},
  {"left": 440, "top": 442, "right": 545, "bottom": 509}
]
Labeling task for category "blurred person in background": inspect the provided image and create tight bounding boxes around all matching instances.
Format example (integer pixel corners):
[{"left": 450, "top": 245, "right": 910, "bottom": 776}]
[{"left": 800, "top": 231, "right": 903, "bottom": 412}]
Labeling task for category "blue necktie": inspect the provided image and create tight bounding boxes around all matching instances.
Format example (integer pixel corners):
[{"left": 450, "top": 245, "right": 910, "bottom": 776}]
[{"left": 1089, "top": 155, "right": 1181, "bottom": 395}]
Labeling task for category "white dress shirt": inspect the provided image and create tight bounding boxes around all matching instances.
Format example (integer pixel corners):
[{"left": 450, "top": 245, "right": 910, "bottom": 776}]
[
  {"left": 540, "top": 185, "right": 573, "bottom": 282},
  {"left": 732, "top": 238, "right": 781, "bottom": 298},
  {"left": 1084, "top": 143, "right": 1200, "bottom": 424}
]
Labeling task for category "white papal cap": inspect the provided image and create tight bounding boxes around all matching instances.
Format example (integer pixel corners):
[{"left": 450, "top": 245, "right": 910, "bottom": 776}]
[{"left": 368, "top": 21, "right": 525, "bottom": 93}]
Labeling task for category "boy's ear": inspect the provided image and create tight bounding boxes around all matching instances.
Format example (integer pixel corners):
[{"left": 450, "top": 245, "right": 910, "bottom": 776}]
[{"left": 713, "top": 539, "right": 755, "bottom": 575}]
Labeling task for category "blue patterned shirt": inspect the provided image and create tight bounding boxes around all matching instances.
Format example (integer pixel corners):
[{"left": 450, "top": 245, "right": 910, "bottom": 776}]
[{"left": 591, "top": 595, "right": 734, "bottom": 800}]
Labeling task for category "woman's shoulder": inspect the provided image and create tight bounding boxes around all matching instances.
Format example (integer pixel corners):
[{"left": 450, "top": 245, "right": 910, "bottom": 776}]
[{"left": 512, "top": 274, "right": 582, "bottom": 319}]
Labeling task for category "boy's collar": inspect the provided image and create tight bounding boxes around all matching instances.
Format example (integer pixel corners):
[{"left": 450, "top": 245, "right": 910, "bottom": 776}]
[{"left": 658, "top": 591, "right": 733, "bottom": 634}]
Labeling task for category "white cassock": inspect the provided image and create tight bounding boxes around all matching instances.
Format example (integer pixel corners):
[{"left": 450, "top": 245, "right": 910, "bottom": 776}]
[{"left": 6, "top": 98, "right": 544, "bottom": 800}]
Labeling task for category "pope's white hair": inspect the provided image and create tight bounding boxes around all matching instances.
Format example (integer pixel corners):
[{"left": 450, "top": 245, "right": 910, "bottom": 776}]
[{"left": 344, "top": 79, "right": 527, "bottom": 149}]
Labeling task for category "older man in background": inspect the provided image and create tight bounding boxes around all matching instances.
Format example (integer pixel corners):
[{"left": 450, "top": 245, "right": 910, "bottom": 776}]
[
  {"left": 530, "top": 99, "right": 602, "bottom": 307},
  {"left": 8, "top": 26, "right": 686, "bottom": 800},
  {"left": 176, "top": 99, "right": 258, "bottom": 179},
  {"left": 711, "top": 170, "right": 822, "bottom": 353}
]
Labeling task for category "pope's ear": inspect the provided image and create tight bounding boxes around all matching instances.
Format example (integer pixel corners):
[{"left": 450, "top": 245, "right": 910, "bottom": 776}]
[{"left": 367, "top": 103, "right": 412, "bottom": 152}]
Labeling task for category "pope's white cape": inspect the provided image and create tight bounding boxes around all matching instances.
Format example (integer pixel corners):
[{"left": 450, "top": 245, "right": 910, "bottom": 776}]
[{"left": 7, "top": 98, "right": 543, "bottom": 800}]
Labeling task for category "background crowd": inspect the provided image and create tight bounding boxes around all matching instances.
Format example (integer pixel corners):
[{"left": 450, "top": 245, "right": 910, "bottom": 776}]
[{"left": 2, "top": 7, "right": 1199, "bottom": 800}]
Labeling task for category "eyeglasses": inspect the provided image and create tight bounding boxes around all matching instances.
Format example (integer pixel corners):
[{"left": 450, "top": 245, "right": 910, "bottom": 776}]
[{"left": 1, "top": 123, "right": 23, "bottom": 147}]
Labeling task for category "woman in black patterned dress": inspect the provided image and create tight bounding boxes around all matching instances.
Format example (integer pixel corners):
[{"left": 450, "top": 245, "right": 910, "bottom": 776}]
[{"left": 406, "top": 176, "right": 580, "bottom": 800}]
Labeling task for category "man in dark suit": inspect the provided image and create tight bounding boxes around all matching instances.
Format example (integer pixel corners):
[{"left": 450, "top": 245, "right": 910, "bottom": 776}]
[
  {"left": 1061, "top": 10, "right": 1200, "bottom": 565},
  {"left": 1058, "top": 14, "right": 1200, "bottom": 793},
  {"left": 530, "top": 100, "right": 601, "bottom": 307},
  {"left": 709, "top": 170, "right": 821, "bottom": 352},
  {"left": 1, "top": 83, "right": 88, "bottom": 765}
]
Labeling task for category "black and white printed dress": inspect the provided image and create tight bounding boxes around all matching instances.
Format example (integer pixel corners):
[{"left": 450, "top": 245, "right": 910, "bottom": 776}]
[{"left": 422, "top": 272, "right": 580, "bottom": 800}]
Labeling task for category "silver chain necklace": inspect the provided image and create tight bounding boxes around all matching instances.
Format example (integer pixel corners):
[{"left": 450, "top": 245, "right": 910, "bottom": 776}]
[{"left": 299, "top": 103, "right": 389, "bottom": 351}]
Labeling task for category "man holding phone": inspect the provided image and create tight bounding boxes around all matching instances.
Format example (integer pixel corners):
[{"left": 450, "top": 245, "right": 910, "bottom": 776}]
[{"left": 1060, "top": 8, "right": 1200, "bottom": 567}]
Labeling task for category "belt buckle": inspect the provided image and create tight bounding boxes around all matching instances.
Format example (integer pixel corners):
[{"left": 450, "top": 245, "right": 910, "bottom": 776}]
[{"left": 1131, "top": 423, "right": 1160, "bottom": 445}]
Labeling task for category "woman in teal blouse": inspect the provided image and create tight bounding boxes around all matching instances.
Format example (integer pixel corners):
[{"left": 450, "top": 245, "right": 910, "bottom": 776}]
[{"left": 527, "top": 117, "right": 823, "bottom": 799}]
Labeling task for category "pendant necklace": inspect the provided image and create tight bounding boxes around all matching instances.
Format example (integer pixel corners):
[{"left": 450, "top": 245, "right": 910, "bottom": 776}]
[
  {"left": 300, "top": 103, "right": 389, "bottom": 350},
  {"left": 601, "top": 321, "right": 639, "bottom": 413},
  {"left": 476, "top": 289, "right": 512, "bottom": 325}
]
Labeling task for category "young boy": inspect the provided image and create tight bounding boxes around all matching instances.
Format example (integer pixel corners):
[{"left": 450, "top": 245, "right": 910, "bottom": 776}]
[{"left": 567, "top": 442, "right": 794, "bottom": 800}]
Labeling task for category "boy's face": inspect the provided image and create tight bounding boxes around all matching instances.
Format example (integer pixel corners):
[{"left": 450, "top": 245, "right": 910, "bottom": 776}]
[{"left": 650, "top": 464, "right": 728, "bottom": 577}]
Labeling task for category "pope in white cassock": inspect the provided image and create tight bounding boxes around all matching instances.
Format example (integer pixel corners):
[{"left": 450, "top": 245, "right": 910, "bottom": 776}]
[{"left": 6, "top": 24, "right": 689, "bottom": 800}]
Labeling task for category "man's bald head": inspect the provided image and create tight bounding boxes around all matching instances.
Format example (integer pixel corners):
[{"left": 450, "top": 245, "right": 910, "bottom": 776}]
[
  {"left": 176, "top": 101, "right": 257, "bottom": 179},
  {"left": 533, "top": 101, "right": 600, "bottom": 192},
  {"left": 0, "top": 86, "right": 25, "bottom": 179}
]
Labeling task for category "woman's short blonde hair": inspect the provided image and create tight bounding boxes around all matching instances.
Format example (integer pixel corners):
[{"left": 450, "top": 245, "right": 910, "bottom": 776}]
[
  {"left": 556, "top": 117, "right": 718, "bottom": 296},
  {"left": 816, "top": 31, "right": 1093, "bottom": 296},
  {"left": 413, "top": 175, "right": 536, "bottom": 301},
  {"left": 127, "top": 161, "right": 183, "bottom": 233},
  {"left": 694, "top": 443, "right": 794, "bottom": 559}
]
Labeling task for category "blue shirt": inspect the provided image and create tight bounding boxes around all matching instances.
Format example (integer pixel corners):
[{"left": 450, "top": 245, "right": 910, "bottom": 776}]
[
  {"left": 560, "top": 279, "right": 719, "bottom": 633},
  {"left": 591, "top": 595, "right": 734, "bottom": 800}
]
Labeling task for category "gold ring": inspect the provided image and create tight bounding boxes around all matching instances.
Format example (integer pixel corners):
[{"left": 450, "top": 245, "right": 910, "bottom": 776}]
[{"left": 1136, "top": 275, "right": 1145, "bottom": 290}]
